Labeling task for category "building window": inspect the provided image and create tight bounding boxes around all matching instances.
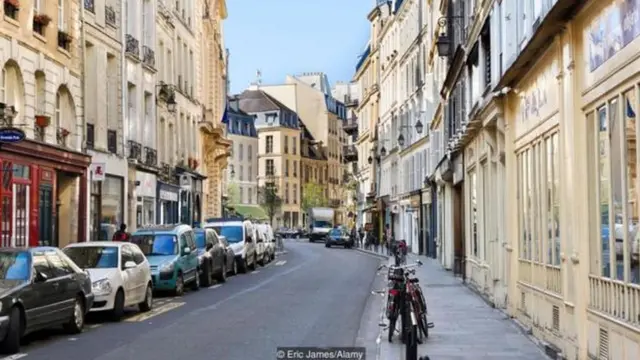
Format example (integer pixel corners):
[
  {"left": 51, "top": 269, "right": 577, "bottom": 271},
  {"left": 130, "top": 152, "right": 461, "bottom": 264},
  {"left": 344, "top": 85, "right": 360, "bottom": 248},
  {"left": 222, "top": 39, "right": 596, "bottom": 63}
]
[
  {"left": 293, "top": 161, "right": 297, "bottom": 178},
  {"left": 266, "top": 136, "right": 273, "bottom": 154},
  {"left": 107, "top": 130, "right": 117, "bottom": 153},
  {"left": 284, "top": 136, "right": 289, "bottom": 153},
  {"left": 248, "top": 145, "right": 252, "bottom": 160},
  {"left": 100, "top": 175, "right": 124, "bottom": 240},
  {"left": 285, "top": 160, "right": 289, "bottom": 176},
  {"left": 292, "top": 137, "right": 297, "bottom": 155},
  {"left": 239, "top": 144, "right": 243, "bottom": 161},
  {"left": 86, "top": 124, "right": 95, "bottom": 149},
  {"left": 470, "top": 170, "right": 478, "bottom": 257},
  {"left": 266, "top": 159, "right": 274, "bottom": 176},
  {"left": 239, "top": 166, "right": 243, "bottom": 181},
  {"left": 285, "top": 183, "right": 289, "bottom": 204},
  {"left": 248, "top": 187, "right": 252, "bottom": 204},
  {"left": 248, "top": 166, "right": 252, "bottom": 181},
  {"left": 293, "top": 186, "right": 297, "bottom": 204}
]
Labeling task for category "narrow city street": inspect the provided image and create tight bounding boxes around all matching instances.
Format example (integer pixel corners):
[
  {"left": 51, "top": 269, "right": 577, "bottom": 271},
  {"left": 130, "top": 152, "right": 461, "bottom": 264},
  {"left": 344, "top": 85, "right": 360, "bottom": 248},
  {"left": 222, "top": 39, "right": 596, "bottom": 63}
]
[{"left": 5, "top": 242, "right": 384, "bottom": 360}]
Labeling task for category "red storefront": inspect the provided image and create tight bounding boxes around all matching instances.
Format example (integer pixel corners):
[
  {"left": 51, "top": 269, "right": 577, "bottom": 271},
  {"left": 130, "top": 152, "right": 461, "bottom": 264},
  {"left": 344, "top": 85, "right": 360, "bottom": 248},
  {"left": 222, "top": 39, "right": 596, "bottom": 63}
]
[{"left": 0, "top": 139, "right": 90, "bottom": 247}]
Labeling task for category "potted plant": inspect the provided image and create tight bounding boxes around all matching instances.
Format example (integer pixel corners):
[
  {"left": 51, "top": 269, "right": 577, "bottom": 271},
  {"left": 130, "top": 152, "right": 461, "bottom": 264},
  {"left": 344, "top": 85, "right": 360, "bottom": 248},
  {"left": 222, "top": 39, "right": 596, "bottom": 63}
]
[
  {"left": 57, "top": 30, "right": 72, "bottom": 49},
  {"left": 4, "top": 0, "right": 20, "bottom": 18},
  {"left": 58, "top": 127, "right": 70, "bottom": 137},
  {"left": 35, "top": 115, "right": 50, "bottom": 128},
  {"left": 33, "top": 13, "right": 51, "bottom": 26},
  {"left": 192, "top": 159, "right": 199, "bottom": 169}
]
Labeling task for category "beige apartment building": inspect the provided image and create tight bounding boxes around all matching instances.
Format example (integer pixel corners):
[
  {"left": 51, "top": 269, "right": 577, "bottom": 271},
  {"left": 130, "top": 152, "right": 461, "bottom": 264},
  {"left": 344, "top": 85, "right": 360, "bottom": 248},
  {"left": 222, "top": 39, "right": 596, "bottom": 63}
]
[
  {"left": 261, "top": 73, "right": 348, "bottom": 223},
  {"left": 1, "top": 0, "right": 90, "bottom": 246},
  {"left": 237, "top": 89, "right": 302, "bottom": 227}
]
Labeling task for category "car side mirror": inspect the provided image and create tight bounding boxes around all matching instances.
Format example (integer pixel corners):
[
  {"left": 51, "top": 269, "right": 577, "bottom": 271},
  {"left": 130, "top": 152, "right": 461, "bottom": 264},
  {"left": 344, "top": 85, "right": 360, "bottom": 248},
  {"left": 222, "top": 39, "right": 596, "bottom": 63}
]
[
  {"left": 183, "top": 247, "right": 191, "bottom": 255},
  {"left": 124, "top": 261, "right": 137, "bottom": 269},
  {"left": 34, "top": 271, "right": 48, "bottom": 283},
  {"left": 206, "top": 243, "right": 213, "bottom": 251}
]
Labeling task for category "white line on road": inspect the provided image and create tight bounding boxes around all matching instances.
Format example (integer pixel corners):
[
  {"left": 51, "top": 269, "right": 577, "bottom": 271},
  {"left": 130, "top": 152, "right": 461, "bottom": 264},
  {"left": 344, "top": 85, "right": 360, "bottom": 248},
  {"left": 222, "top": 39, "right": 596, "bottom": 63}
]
[
  {"left": 124, "top": 302, "right": 185, "bottom": 322},
  {"left": 0, "top": 354, "right": 28, "bottom": 360},
  {"left": 275, "top": 260, "right": 287, "bottom": 266},
  {"left": 86, "top": 324, "right": 102, "bottom": 329},
  {"left": 251, "top": 270, "right": 260, "bottom": 274},
  {"left": 208, "top": 284, "right": 222, "bottom": 289}
]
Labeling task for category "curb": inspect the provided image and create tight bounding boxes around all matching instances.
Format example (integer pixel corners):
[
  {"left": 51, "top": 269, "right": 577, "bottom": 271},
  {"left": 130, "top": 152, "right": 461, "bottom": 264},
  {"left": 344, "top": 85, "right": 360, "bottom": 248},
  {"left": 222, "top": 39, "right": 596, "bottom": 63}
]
[{"left": 355, "top": 248, "right": 389, "bottom": 260}]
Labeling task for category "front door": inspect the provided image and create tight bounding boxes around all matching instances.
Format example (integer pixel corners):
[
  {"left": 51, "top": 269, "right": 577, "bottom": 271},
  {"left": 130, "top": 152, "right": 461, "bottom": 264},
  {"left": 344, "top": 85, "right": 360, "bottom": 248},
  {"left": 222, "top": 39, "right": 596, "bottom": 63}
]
[
  {"left": 39, "top": 185, "right": 53, "bottom": 246},
  {"left": 12, "top": 183, "right": 29, "bottom": 247}
]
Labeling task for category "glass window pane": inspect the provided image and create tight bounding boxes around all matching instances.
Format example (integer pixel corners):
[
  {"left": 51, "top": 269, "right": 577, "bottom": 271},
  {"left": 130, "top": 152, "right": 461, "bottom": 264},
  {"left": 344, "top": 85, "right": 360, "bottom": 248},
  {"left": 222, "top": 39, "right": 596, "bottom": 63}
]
[
  {"left": 610, "top": 98, "right": 624, "bottom": 281},
  {"left": 546, "top": 137, "right": 553, "bottom": 264},
  {"left": 598, "top": 106, "right": 611, "bottom": 277},
  {"left": 552, "top": 134, "right": 560, "bottom": 266},
  {"left": 101, "top": 176, "right": 124, "bottom": 241},
  {"left": 624, "top": 89, "right": 639, "bottom": 284}
]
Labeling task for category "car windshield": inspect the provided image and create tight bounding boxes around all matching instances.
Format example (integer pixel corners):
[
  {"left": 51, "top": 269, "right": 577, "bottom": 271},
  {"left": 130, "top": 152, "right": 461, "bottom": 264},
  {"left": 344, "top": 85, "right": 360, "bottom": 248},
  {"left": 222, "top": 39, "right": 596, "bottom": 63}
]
[
  {"left": 314, "top": 221, "right": 332, "bottom": 228},
  {"left": 63, "top": 246, "right": 118, "bottom": 269},
  {"left": 329, "top": 229, "right": 343, "bottom": 236},
  {"left": 131, "top": 234, "right": 178, "bottom": 256},
  {"left": 194, "top": 231, "right": 207, "bottom": 249},
  {"left": 208, "top": 226, "right": 243, "bottom": 243},
  {"left": 0, "top": 251, "right": 31, "bottom": 281}
]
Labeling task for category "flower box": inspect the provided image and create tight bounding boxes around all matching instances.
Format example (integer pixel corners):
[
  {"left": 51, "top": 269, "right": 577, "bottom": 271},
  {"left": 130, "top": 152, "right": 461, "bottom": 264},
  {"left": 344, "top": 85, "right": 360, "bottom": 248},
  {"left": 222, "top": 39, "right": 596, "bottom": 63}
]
[
  {"left": 35, "top": 115, "right": 50, "bottom": 128},
  {"left": 33, "top": 13, "right": 51, "bottom": 25},
  {"left": 3, "top": 0, "right": 19, "bottom": 19},
  {"left": 57, "top": 30, "right": 72, "bottom": 50}
]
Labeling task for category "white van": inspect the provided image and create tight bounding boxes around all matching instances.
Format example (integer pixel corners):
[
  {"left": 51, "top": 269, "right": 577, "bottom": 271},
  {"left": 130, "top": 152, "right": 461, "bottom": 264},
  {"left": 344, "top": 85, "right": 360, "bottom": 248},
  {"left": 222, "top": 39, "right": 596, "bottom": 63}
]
[
  {"left": 255, "top": 223, "right": 276, "bottom": 262},
  {"left": 204, "top": 218, "right": 257, "bottom": 273}
]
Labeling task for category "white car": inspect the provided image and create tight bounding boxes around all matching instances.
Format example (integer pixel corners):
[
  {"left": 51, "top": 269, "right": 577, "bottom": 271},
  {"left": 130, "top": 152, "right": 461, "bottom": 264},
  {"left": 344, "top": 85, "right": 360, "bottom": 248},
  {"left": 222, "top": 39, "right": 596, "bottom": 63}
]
[
  {"left": 255, "top": 223, "right": 276, "bottom": 262},
  {"left": 63, "top": 241, "right": 153, "bottom": 320}
]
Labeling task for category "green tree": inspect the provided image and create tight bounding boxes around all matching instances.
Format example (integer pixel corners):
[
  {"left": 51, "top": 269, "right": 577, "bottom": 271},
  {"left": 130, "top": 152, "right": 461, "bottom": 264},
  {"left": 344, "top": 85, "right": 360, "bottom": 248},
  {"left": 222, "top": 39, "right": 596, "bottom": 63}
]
[
  {"left": 258, "top": 178, "right": 283, "bottom": 227},
  {"left": 301, "top": 183, "right": 328, "bottom": 211},
  {"left": 227, "top": 182, "right": 241, "bottom": 204}
]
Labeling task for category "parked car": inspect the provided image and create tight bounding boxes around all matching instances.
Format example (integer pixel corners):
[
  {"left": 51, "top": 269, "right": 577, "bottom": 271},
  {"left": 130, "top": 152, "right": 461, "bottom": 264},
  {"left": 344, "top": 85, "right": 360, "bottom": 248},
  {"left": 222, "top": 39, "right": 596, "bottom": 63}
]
[
  {"left": 255, "top": 229, "right": 268, "bottom": 266},
  {"left": 255, "top": 223, "right": 276, "bottom": 262},
  {"left": 130, "top": 224, "right": 200, "bottom": 295},
  {"left": 0, "top": 247, "right": 94, "bottom": 354},
  {"left": 204, "top": 217, "right": 257, "bottom": 273},
  {"left": 219, "top": 235, "right": 238, "bottom": 276},
  {"left": 325, "top": 227, "right": 353, "bottom": 249},
  {"left": 193, "top": 228, "right": 227, "bottom": 286},
  {"left": 63, "top": 242, "right": 153, "bottom": 320}
]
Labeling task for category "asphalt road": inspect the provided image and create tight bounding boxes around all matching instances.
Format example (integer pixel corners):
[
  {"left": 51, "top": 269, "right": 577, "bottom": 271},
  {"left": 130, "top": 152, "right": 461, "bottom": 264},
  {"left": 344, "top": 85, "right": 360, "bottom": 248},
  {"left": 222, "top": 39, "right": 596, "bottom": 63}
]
[{"left": 5, "top": 241, "right": 385, "bottom": 360}]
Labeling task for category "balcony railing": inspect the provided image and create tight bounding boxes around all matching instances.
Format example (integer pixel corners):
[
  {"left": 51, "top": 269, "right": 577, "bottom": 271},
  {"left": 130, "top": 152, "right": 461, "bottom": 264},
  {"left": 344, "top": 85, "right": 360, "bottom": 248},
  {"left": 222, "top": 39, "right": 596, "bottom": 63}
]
[
  {"left": 144, "top": 147, "right": 157, "bottom": 167},
  {"left": 344, "top": 96, "right": 359, "bottom": 108},
  {"left": 105, "top": 6, "right": 116, "bottom": 27},
  {"left": 125, "top": 35, "right": 140, "bottom": 58},
  {"left": 142, "top": 46, "right": 155, "bottom": 68},
  {"left": 159, "top": 162, "right": 176, "bottom": 183},
  {"left": 56, "top": 127, "right": 71, "bottom": 147},
  {"left": 127, "top": 140, "right": 142, "bottom": 162},
  {"left": 343, "top": 117, "right": 358, "bottom": 135}
]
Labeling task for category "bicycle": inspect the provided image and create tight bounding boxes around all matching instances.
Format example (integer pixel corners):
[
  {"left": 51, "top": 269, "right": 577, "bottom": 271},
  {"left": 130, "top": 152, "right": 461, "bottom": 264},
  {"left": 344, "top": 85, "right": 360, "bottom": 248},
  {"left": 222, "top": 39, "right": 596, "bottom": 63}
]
[
  {"left": 393, "top": 239, "right": 408, "bottom": 266},
  {"left": 378, "top": 261, "right": 433, "bottom": 343}
]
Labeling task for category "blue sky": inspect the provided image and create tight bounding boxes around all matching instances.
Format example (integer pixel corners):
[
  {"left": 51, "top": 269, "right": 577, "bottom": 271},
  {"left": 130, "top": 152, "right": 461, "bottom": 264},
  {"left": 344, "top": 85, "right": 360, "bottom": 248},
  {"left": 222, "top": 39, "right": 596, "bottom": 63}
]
[{"left": 224, "top": 0, "right": 373, "bottom": 95}]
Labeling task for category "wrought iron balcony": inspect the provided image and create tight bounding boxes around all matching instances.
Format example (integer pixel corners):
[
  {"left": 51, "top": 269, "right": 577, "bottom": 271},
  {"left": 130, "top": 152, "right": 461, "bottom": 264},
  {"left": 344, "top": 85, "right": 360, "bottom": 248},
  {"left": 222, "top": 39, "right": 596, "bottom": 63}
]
[
  {"left": 343, "top": 116, "right": 358, "bottom": 135},
  {"left": 329, "top": 199, "right": 341, "bottom": 208},
  {"left": 142, "top": 46, "right": 155, "bottom": 68},
  {"left": 127, "top": 140, "right": 142, "bottom": 162},
  {"left": 125, "top": 35, "right": 140, "bottom": 58},
  {"left": 105, "top": 6, "right": 116, "bottom": 27},
  {"left": 344, "top": 96, "right": 359, "bottom": 108},
  {"left": 343, "top": 145, "right": 358, "bottom": 163},
  {"left": 144, "top": 147, "right": 157, "bottom": 167},
  {"left": 159, "top": 162, "right": 175, "bottom": 183}
]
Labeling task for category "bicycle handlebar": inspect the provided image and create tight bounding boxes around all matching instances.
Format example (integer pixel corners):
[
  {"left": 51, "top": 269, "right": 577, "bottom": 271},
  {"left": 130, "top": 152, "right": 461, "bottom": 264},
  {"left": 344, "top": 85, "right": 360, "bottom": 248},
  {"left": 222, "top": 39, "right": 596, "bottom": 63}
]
[{"left": 377, "top": 260, "right": 422, "bottom": 271}]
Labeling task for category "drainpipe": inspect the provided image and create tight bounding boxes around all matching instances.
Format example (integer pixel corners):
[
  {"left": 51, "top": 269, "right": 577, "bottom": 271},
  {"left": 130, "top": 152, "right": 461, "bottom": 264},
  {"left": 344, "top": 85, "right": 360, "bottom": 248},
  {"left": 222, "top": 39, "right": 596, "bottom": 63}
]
[
  {"left": 120, "top": 0, "right": 129, "bottom": 228},
  {"left": 80, "top": 0, "right": 89, "bottom": 242}
]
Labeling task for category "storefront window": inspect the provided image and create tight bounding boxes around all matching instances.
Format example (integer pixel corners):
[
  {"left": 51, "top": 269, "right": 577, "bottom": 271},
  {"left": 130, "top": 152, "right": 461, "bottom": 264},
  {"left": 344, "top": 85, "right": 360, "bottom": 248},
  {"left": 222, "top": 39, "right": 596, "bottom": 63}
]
[
  {"left": 470, "top": 171, "right": 477, "bottom": 257},
  {"left": 624, "top": 89, "right": 639, "bottom": 284},
  {"left": 545, "top": 134, "right": 561, "bottom": 266},
  {"left": 100, "top": 176, "right": 123, "bottom": 241}
]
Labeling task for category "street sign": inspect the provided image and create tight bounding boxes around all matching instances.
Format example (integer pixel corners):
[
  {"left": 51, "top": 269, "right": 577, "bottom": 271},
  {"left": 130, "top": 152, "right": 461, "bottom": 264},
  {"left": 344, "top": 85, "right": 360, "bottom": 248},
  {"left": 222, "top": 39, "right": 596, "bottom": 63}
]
[
  {"left": 91, "top": 163, "right": 106, "bottom": 181},
  {"left": 0, "top": 127, "right": 26, "bottom": 143},
  {"left": 179, "top": 174, "right": 192, "bottom": 191}
]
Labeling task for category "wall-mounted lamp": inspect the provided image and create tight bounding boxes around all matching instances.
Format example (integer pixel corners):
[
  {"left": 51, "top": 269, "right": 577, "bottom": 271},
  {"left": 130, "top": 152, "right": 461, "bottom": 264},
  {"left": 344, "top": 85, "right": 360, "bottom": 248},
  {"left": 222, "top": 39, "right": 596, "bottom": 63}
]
[
  {"left": 435, "top": 16, "right": 465, "bottom": 57},
  {"left": 156, "top": 82, "right": 177, "bottom": 113}
]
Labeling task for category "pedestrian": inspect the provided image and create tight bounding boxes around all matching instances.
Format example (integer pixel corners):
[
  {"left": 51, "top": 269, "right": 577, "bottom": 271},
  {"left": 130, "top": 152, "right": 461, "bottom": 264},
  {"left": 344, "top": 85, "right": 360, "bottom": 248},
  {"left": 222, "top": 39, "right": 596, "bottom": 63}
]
[
  {"left": 385, "top": 224, "right": 393, "bottom": 255},
  {"left": 112, "top": 224, "right": 130, "bottom": 242},
  {"left": 373, "top": 232, "right": 379, "bottom": 253},
  {"left": 350, "top": 225, "right": 357, "bottom": 247},
  {"left": 358, "top": 227, "right": 365, "bottom": 248}
]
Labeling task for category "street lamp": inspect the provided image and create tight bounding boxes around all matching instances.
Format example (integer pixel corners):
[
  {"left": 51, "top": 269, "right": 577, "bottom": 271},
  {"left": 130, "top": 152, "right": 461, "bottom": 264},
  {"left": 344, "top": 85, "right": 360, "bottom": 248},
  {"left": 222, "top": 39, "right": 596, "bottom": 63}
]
[
  {"left": 367, "top": 156, "right": 373, "bottom": 164},
  {"left": 435, "top": 16, "right": 464, "bottom": 58},
  {"left": 397, "top": 133, "right": 405, "bottom": 147},
  {"left": 0, "top": 102, "right": 18, "bottom": 127},
  {"left": 156, "top": 82, "right": 177, "bottom": 113},
  {"left": 230, "top": 166, "right": 235, "bottom": 178},
  {"left": 379, "top": 146, "right": 387, "bottom": 157},
  {"left": 415, "top": 119, "right": 424, "bottom": 134}
]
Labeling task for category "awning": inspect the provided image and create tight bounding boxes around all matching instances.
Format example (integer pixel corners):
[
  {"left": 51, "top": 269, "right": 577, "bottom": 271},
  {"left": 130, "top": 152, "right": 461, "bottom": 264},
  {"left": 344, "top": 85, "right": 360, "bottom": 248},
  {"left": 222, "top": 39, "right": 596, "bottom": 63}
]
[{"left": 232, "top": 204, "right": 267, "bottom": 220}]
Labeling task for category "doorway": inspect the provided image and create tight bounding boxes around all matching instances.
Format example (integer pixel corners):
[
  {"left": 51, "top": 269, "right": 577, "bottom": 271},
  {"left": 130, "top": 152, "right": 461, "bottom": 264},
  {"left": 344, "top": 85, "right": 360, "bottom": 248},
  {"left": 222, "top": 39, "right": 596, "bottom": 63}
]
[
  {"left": 453, "top": 182, "right": 466, "bottom": 280},
  {"left": 56, "top": 171, "right": 76, "bottom": 247},
  {"left": 38, "top": 185, "right": 53, "bottom": 246}
]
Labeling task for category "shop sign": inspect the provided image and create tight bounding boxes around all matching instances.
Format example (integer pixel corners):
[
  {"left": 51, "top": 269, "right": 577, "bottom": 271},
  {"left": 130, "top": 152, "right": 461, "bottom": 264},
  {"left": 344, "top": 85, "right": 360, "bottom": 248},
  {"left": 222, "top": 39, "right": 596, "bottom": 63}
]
[
  {"left": 180, "top": 174, "right": 192, "bottom": 191},
  {"left": 516, "top": 57, "right": 558, "bottom": 137},
  {"left": 90, "top": 163, "right": 106, "bottom": 181},
  {"left": 588, "top": 0, "right": 640, "bottom": 72},
  {"left": 136, "top": 171, "right": 157, "bottom": 198}
]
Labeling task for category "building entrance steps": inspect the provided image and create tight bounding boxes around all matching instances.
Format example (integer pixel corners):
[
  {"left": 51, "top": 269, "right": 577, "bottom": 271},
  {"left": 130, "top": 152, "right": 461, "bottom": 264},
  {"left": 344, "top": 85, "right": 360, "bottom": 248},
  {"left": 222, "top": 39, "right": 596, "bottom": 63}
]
[{"left": 376, "top": 254, "right": 549, "bottom": 360}]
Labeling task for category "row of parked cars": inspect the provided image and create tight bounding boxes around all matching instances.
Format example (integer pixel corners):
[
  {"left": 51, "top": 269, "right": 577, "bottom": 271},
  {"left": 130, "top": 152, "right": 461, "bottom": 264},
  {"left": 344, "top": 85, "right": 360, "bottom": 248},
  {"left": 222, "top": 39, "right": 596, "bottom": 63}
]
[{"left": 0, "top": 217, "right": 277, "bottom": 355}]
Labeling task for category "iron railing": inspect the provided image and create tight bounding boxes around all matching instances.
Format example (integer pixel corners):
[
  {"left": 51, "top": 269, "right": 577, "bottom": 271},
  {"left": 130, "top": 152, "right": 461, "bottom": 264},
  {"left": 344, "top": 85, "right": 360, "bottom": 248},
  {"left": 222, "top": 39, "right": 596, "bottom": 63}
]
[
  {"left": 127, "top": 140, "right": 142, "bottom": 162},
  {"left": 144, "top": 147, "right": 157, "bottom": 167},
  {"left": 125, "top": 34, "right": 140, "bottom": 58}
]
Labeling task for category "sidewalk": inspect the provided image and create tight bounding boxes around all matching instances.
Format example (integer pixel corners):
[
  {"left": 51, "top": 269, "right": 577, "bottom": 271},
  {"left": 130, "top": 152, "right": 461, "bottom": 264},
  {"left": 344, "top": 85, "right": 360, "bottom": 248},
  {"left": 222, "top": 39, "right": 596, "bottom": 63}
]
[{"left": 373, "top": 253, "right": 548, "bottom": 360}]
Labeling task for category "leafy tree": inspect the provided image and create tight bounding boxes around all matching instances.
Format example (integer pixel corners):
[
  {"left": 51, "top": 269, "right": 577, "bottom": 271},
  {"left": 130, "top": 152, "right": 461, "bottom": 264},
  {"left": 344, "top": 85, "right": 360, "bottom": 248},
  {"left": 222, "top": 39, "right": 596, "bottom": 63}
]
[
  {"left": 258, "top": 178, "right": 283, "bottom": 227},
  {"left": 227, "top": 182, "right": 241, "bottom": 204},
  {"left": 301, "top": 183, "right": 328, "bottom": 211}
]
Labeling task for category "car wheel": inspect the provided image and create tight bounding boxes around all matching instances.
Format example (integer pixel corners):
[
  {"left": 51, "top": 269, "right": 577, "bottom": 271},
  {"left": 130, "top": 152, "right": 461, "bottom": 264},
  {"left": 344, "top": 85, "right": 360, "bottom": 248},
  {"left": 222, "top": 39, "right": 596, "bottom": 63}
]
[
  {"left": 231, "top": 258, "right": 238, "bottom": 275},
  {"left": 237, "top": 258, "right": 247, "bottom": 274},
  {"left": 325, "top": 243, "right": 330, "bottom": 248},
  {"left": 139, "top": 283, "right": 153, "bottom": 312},
  {"left": 64, "top": 296, "right": 85, "bottom": 334},
  {"left": 191, "top": 270, "right": 201, "bottom": 291},
  {"left": 0, "top": 307, "right": 22, "bottom": 354},
  {"left": 174, "top": 274, "right": 185, "bottom": 296},
  {"left": 111, "top": 289, "right": 125, "bottom": 321},
  {"left": 200, "top": 262, "right": 213, "bottom": 287},
  {"left": 258, "top": 253, "right": 265, "bottom": 266},
  {"left": 217, "top": 261, "right": 227, "bottom": 283},
  {"left": 248, "top": 255, "right": 256, "bottom": 270}
]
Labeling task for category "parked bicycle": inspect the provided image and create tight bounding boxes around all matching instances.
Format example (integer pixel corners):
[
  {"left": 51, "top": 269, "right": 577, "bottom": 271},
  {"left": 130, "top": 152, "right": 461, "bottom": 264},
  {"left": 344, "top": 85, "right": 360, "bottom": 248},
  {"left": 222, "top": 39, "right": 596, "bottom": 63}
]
[{"left": 378, "top": 261, "right": 433, "bottom": 346}]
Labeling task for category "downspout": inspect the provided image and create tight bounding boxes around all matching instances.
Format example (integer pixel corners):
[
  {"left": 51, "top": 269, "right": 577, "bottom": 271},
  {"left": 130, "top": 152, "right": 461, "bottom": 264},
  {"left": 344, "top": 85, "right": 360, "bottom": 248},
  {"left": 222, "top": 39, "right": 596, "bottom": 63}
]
[
  {"left": 120, "top": 0, "right": 129, "bottom": 228},
  {"left": 80, "top": 0, "right": 88, "bottom": 242}
]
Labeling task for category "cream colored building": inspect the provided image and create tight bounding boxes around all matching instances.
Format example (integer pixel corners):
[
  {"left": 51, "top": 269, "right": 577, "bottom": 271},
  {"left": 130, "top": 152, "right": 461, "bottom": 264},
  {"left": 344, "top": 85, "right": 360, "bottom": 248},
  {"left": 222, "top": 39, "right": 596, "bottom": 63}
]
[
  {"left": 226, "top": 96, "right": 258, "bottom": 206},
  {"left": 238, "top": 89, "right": 302, "bottom": 227},
  {"left": 261, "top": 74, "right": 348, "bottom": 223},
  {"left": 443, "top": 0, "right": 640, "bottom": 358},
  {"left": 1, "top": 0, "right": 90, "bottom": 246},
  {"left": 83, "top": 0, "right": 129, "bottom": 241}
]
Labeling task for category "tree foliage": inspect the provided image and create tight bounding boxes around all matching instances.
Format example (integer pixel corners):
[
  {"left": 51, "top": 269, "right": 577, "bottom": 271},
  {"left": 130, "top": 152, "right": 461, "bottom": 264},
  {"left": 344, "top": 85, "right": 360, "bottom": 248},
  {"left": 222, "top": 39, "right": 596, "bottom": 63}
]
[
  {"left": 258, "top": 178, "right": 283, "bottom": 227},
  {"left": 226, "top": 182, "right": 241, "bottom": 204},
  {"left": 301, "top": 183, "right": 327, "bottom": 211}
]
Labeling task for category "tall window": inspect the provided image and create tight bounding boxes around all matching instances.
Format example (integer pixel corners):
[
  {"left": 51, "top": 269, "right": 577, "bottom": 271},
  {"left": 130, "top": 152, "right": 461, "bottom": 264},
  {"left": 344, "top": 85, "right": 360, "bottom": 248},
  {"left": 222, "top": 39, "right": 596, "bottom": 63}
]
[
  {"left": 248, "top": 145, "right": 253, "bottom": 160},
  {"left": 293, "top": 161, "right": 297, "bottom": 177},
  {"left": 285, "top": 160, "right": 289, "bottom": 176},
  {"left": 284, "top": 136, "right": 289, "bottom": 153},
  {"left": 266, "top": 159, "right": 274, "bottom": 176},
  {"left": 285, "top": 183, "right": 289, "bottom": 203},
  {"left": 239, "top": 166, "right": 243, "bottom": 181},
  {"left": 239, "top": 144, "right": 243, "bottom": 161},
  {"left": 470, "top": 171, "right": 478, "bottom": 257},
  {"left": 58, "top": 0, "right": 66, "bottom": 31},
  {"left": 292, "top": 137, "right": 297, "bottom": 155},
  {"left": 266, "top": 136, "right": 273, "bottom": 153},
  {"left": 55, "top": 92, "right": 61, "bottom": 128},
  {"left": 293, "top": 186, "right": 297, "bottom": 204}
]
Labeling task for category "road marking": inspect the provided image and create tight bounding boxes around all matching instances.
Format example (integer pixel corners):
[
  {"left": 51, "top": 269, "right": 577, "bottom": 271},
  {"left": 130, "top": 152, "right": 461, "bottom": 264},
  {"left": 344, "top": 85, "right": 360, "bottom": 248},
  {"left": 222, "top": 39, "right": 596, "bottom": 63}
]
[
  {"left": 208, "top": 284, "right": 222, "bottom": 289},
  {"left": 124, "top": 302, "right": 185, "bottom": 322},
  {"left": 251, "top": 270, "right": 260, "bottom": 274},
  {"left": 86, "top": 324, "right": 102, "bottom": 329},
  {"left": 0, "top": 354, "right": 28, "bottom": 360},
  {"left": 275, "top": 260, "right": 287, "bottom": 266}
]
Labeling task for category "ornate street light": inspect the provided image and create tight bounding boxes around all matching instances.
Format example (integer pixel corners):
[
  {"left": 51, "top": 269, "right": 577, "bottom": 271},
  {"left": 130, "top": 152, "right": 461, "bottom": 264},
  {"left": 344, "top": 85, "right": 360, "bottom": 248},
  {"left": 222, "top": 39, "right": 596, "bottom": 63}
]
[
  {"left": 415, "top": 119, "right": 424, "bottom": 134},
  {"left": 367, "top": 156, "right": 373, "bottom": 165},
  {"left": 397, "top": 133, "right": 405, "bottom": 147},
  {"left": 435, "top": 16, "right": 464, "bottom": 58},
  {"left": 379, "top": 146, "right": 387, "bottom": 157}
]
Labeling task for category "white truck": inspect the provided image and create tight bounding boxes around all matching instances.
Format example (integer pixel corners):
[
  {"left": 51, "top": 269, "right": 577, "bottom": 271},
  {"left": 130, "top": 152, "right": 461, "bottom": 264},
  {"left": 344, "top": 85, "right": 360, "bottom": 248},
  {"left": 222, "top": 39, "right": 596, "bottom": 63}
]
[{"left": 307, "top": 207, "right": 335, "bottom": 242}]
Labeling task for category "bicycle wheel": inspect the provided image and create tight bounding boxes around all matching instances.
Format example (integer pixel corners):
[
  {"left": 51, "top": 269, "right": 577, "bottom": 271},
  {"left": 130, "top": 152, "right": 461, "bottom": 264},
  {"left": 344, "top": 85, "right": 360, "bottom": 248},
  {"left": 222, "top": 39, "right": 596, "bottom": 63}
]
[{"left": 413, "top": 287, "right": 429, "bottom": 338}]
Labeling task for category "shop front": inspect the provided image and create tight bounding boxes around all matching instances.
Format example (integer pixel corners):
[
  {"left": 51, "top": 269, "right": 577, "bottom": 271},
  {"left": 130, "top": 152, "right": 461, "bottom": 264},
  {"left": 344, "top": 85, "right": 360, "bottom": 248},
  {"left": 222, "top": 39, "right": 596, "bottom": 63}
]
[
  {"left": 135, "top": 171, "right": 157, "bottom": 227},
  {"left": 176, "top": 167, "right": 205, "bottom": 227},
  {"left": 157, "top": 181, "right": 179, "bottom": 224},
  {"left": 88, "top": 155, "right": 127, "bottom": 241},
  {"left": 0, "top": 139, "right": 90, "bottom": 247}
]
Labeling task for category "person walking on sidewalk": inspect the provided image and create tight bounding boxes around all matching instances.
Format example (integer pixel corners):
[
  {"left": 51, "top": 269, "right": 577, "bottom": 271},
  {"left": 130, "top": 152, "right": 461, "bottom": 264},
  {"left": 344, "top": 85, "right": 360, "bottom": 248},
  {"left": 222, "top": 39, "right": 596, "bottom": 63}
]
[
  {"left": 112, "top": 224, "right": 130, "bottom": 242},
  {"left": 384, "top": 224, "right": 393, "bottom": 255}
]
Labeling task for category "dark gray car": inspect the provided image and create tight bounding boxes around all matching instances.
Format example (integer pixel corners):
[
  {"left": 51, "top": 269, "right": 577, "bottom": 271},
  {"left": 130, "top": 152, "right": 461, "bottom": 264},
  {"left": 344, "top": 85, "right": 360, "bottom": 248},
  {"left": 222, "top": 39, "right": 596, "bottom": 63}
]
[
  {"left": 194, "top": 229, "right": 227, "bottom": 286},
  {"left": 219, "top": 236, "right": 238, "bottom": 276}
]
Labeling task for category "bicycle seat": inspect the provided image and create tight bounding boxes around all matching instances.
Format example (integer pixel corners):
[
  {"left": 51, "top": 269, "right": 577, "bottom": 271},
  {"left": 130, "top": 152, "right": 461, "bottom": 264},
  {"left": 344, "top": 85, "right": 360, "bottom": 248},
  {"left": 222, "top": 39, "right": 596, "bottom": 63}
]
[{"left": 409, "top": 278, "right": 419, "bottom": 283}]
